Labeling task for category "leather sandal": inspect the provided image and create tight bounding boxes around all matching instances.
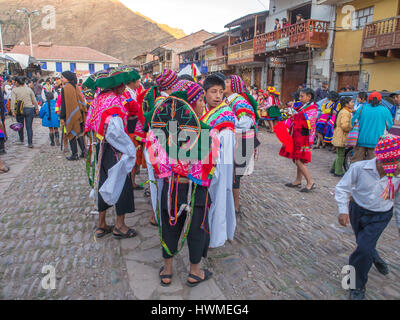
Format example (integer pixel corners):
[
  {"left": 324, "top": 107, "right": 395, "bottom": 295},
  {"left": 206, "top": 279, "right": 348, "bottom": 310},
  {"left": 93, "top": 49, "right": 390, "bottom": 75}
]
[
  {"left": 186, "top": 269, "right": 213, "bottom": 287},
  {"left": 159, "top": 266, "right": 173, "bottom": 287}
]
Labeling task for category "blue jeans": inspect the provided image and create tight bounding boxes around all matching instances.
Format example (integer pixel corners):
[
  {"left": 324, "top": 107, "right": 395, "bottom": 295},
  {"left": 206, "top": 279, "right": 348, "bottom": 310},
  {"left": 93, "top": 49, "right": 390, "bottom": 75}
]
[
  {"left": 349, "top": 200, "right": 393, "bottom": 289},
  {"left": 16, "top": 107, "right": 35, "bottom": 145}
]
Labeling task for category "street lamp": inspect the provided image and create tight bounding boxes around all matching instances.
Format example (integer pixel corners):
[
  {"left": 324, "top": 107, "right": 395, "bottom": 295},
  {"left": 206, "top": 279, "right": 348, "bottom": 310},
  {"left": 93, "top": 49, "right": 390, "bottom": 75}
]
[{"left": 16, "top": 8, "right": 40, "bottom": 57}]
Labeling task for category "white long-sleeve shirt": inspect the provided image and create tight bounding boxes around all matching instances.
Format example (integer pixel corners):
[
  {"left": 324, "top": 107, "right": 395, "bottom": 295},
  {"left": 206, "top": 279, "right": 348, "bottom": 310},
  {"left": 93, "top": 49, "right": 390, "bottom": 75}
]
[
  {"left": 335, "top": 158, "right": 400, "bottom": 228},
  {"left": 98, "top": 116, "right": 136, "bottom": 205}
]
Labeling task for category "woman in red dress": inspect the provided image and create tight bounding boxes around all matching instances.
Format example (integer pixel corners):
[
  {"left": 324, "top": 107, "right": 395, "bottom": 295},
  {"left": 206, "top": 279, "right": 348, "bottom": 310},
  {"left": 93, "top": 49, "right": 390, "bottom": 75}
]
[{"left": 279, "top": 88, "right": 318, "bottom": 192}]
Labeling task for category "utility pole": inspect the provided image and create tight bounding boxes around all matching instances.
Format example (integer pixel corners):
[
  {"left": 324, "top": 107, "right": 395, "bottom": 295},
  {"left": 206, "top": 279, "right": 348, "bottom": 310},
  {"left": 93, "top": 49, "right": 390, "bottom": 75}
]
[{"left": 16, "top": 8, "right": 41, "bottom": 57}]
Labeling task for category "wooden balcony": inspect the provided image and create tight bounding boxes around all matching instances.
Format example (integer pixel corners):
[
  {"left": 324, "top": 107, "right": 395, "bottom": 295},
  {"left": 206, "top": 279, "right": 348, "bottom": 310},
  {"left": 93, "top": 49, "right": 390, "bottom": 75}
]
[
  {"left": 206, "top": 56, "right": 230, "bottom": 72},
  {"left": 227, "top": 40, "right": 263, "bottom": 65},
  {"left": 362, "top": 16, "right": 400, "bottom": 59},
  {"left": 254, "top": 19, "right": 330, "bottom": 56}
]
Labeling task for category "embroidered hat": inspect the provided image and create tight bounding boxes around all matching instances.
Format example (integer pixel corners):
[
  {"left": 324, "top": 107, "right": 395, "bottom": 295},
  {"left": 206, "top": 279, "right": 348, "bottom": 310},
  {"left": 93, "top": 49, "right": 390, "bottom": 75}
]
[
  {"left": 375, "top": 134, "right": 400, "bottom": 200},
  {"left": 171, "top": 80, "right": 190, "bottom": 92},
  {"left": 186, "top": 81, "right": 204, "bottom": 107},
  {"left": 230, "top": 75, "right": 248, "bottom": 94},
  {"left": 156, "top": 69, "right": 179, "bottom": 91}
]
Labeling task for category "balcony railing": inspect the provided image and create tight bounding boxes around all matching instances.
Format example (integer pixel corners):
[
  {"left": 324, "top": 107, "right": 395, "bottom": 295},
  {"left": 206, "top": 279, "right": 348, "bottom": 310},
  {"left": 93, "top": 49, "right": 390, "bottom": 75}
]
[
  {"left": 227, "top": 40, "right": 255, "bottom": 65},
  {"left": 362, "top": 16, "right": 400, "bottom": 54},
  {"left": 254, "top": 19, "right": 330, "bottom": 55},
  {"left": 206, "top": 56, "right": 229, "bottom": 72}
]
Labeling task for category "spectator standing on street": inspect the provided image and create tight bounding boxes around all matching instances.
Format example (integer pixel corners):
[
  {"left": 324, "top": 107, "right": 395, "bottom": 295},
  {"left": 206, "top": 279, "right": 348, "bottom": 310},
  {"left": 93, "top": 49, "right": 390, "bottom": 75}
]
[
  {"left": 33, "top": 79, "right": 43, "bottom": 105},
  {"left": 315, "top": 81, "right": 329, "bottom": 102},
  {"left": 10, "top": 76, "right": 39, "bottom": 148},
  {"left": 336, "top": 134, "right": 400, "bottom": 300},
  {"left": 354, "top": 91, "right": 368, "bottom": 111},
  {"left": 4, "top": 79, "right": 13, "bottom": 114},
  {"left": 389, "top": 91, "right": 400, "bottom": 136},
  {"left": 331, "top": 97, "right": 354, "bottom": 177},
  {"left": 39, "top": 91, "right": 60, "bottom": 147},
  {"left": 60, "top": 71, "right": 87, "bottom": 161},
  {"left": 351, "top": 92, "right": 393, "bottom": 163}
]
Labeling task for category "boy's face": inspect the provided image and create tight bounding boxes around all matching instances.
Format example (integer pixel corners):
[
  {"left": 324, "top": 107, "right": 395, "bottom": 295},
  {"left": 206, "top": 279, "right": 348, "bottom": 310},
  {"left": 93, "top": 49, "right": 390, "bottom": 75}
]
[{"left": 205, "top": 85, "right": 224, "bottom": 109}]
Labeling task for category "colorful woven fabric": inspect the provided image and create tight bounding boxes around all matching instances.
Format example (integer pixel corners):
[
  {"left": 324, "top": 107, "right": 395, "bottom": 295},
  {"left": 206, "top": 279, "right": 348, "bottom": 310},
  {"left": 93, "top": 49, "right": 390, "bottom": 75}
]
[
  {"left": 171, "top": 80, "right": 191, "bottom": 92},
  {"left": 230, "top": 75, "right": 248, "bottom": 94},
  {"left": 156, "top": 69, "right": 179, "bottom": 91},
  {"left": 145, "top": 95, "right": 220, "bottom": 187},
  {"left": 375, "top": 134, "right": 400, "bottom": 200},
  {"left": 84, "top": 90, "right": 128, "bottom": 140},
  {"left": 228, "top": 93, "right": 257, "bottom": 128},
  {"left": 200, "top": 102, "right": 236, "bottom": 133}
]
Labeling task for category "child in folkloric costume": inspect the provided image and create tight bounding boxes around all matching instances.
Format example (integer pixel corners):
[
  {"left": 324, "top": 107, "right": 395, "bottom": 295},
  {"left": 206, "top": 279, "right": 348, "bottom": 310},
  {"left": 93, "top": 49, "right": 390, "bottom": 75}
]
[
  {"left": 315, "top": 91, "right": 335, "bottom": 149},
  {"left": 144, "top": 82, "right": 219, "bottom": 288}
]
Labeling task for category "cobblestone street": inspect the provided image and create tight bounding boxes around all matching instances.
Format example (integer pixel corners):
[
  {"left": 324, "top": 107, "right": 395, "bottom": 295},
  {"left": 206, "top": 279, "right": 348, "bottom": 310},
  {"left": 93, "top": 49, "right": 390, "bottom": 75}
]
[{"left": 1, "top": 119, "right": 400, "bottom": 300}]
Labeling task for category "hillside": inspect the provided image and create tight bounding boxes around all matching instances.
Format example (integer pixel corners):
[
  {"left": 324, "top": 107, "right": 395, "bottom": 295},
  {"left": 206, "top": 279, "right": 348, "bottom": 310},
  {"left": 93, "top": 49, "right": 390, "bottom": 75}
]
[{"left": 0, "top": 0, "right": 185, "bottom": 63}]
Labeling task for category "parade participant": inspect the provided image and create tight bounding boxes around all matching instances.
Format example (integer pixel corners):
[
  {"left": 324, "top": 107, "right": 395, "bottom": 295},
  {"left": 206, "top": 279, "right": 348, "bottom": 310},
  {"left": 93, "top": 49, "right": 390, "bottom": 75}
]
[
  {"left": 323, "top": 91, "right": 342, "bottom": 149},
  {"left": 351, "top": 92, "right": 393, "bottom": 163},
  {"left": 124, "top": 74, "right": 146, "bottom": 191},
  {"left": 138, "top": 85, "right": 163, "bottom": 226},
  {"left": 280, "top": 88, "right": 318, "bottom": 192},
  {"left": 83, "top": 67, "right": 139, "bottom": 239},
  {"left": 389, "top": 91, "right": 400, "bottom": 136},
  {"left": 315, "top": 92, "right": 336, "bottom": 149},
  {"left": 201, "top": 74, "right": 236, "bottom": 248},
  {"left": 41, "top": 78, "right": 58, "bottom": 104},
  {"left": 264, "top": 87, "right": 282, "bottom": 133},
  {"left": 331, "top": 97, "right": 354, "bottom": 177},
  {"left": 336, "top": 134, "right": 400, "bottom": 300},
  {"left": 39, "top": 91, "right": 60, "bottom": 147},
  {"left": 144, "top": 82, "right": 218, "bottom": 287},
  {"left": 60, "top": 71, "right": 87, "bottom": 161},
  {"left": 10, "top": 76, "right": 39, "bottom": 148},
  {"left": 224, "top": 75, "right": 260, "bottom": 216}
]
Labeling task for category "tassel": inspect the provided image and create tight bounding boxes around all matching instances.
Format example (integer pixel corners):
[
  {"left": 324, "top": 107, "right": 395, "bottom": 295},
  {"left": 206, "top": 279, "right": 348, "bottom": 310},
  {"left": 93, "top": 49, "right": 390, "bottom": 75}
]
[{"left": 381, "top": 175, "right": 395, "bottom": 200}]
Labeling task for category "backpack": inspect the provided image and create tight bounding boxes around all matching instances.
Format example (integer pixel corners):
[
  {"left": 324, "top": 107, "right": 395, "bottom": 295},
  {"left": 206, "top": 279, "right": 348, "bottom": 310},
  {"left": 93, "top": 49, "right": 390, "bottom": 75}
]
[{"left": 15, "top": 100, "right": 25, "bottom": 116}]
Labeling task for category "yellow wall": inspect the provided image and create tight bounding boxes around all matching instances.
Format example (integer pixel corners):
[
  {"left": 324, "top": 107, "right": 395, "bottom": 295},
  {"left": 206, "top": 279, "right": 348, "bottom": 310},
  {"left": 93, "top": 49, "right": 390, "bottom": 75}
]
[
  {"left": 363, "top": 60, "right": 400, "bottom": 91},
  {"left": 334, "top": 0, "right": 400, "bottom": 89}
]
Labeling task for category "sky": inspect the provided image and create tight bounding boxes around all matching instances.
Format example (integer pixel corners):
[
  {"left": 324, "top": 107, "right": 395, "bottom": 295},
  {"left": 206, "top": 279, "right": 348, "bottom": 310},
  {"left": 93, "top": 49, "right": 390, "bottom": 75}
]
[{"left": 119, "top": 0, "right": 270, "bottom": 34}]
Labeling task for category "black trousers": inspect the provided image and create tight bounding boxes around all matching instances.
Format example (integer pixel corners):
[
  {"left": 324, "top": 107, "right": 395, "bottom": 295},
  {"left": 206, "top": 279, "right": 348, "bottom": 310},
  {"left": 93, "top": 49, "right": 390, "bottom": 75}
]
[
  {"left": 16, "top": 107, "right": 35, "bottom": 144},
  {"left": 161, "top": 180, "right": 210, "bottom": 264},
  {"left": 97, "top": 142, "right": 135, "bottom": 216},
  {"left": 69, "top": 136, "right": 85, "bottom": 156},
  {"left": 349, "top": 200, "right": 393, "bottom": 289}
]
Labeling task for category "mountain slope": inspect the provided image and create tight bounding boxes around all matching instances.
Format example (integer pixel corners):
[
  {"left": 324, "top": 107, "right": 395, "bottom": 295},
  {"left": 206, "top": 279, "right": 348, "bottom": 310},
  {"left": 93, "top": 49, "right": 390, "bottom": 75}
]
[{"left": 0, "top": 0, "right": 183, "bottom": 63}]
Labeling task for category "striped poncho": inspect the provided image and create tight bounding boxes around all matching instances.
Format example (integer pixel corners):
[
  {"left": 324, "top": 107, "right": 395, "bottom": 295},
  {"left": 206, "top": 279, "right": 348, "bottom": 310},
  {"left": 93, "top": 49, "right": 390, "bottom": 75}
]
[{"left": 200, "top": 102, "right": 236, "bottom": 133}]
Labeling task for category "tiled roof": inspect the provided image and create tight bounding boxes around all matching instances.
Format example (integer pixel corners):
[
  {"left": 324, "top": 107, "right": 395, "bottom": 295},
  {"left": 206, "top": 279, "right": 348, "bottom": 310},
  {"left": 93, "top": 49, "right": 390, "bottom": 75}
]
[{"left": 10, "top": 43, "right": 122, "bottom": 64}]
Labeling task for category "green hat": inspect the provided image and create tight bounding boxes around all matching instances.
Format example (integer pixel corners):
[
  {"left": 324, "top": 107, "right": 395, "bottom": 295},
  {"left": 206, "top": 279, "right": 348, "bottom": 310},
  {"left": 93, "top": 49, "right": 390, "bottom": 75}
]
[{"left": 83, "top": 66, "right": 140, "bottom": 90}]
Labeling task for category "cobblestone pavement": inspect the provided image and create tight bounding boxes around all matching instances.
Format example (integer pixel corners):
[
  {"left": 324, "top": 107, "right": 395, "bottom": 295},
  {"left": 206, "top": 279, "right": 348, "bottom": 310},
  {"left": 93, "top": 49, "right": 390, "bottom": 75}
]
[{"left": 1, "top": 119, "right": 400, "bottom": 300}]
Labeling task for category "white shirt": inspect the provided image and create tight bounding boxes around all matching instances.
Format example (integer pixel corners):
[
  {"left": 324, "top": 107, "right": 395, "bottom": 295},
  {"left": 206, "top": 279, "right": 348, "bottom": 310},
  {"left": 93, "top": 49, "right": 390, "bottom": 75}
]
[
  {"left": 335, "top": 158, "right": 400, "bottom": 227},
  {"left": 4, "top": 84, "right": 12, "bottom": 99}
]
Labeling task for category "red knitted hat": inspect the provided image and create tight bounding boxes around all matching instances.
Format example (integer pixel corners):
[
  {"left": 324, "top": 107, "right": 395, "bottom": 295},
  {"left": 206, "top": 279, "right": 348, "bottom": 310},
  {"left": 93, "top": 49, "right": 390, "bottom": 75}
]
[{"left": 375, "top": 134, "right": 400, "bottom": 200}]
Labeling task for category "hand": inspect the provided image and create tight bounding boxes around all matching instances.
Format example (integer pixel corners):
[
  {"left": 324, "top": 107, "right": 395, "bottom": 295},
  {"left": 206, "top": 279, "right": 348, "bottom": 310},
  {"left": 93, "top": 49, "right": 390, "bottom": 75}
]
[
  {"left": 60, "top": 119, "right": 65, "bottom": 126},
  {"left": 35, "top": 109, "right": 39, "bottom": 115},
  {"left": 338, "top": 214, "right": 350, "bottom": 227}
]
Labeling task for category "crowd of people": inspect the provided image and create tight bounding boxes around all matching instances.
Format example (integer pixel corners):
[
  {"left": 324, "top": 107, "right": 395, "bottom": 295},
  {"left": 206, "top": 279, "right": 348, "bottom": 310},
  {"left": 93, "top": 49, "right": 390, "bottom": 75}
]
[{"left": 1, "top": 65, "right": 400, "bottom": 300}]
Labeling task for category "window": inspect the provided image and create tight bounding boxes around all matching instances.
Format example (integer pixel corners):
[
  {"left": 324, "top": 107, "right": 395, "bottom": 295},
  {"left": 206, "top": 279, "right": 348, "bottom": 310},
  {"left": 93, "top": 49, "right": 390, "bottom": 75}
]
[
  {"left": 56, "top": 62, "right": 62, "bottom": 73},
  {"left": 353, "top": 6, "right": 374, "bottom": 29},
  {"left": 41, "top": 62, "right": 47, "bottom": 70},
  {"left": 89, "top": 63, "right": 95, "bottom": 74},
  {"left": 104, "top": 64, "right": 110, "bottom": 70},
  {"left": 70, "top": 63, "right": 76, "bottom": 72}
]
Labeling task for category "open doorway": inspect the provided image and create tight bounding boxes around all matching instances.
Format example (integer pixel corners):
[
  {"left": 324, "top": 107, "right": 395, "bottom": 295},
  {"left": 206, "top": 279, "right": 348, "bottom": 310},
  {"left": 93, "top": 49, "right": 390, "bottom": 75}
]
[{"left": 289, "top": 3, "right": 312, "bottom": 24}]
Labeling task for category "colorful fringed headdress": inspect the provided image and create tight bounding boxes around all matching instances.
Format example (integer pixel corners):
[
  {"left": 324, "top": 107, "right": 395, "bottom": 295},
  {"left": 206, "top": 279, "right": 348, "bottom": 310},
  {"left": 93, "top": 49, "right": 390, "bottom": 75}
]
[
  {"left": 375, "top": 134, "right": 400, "bottom": 200},
  {"left": 156, "top": 69, "right": 179, "bottom": 91}
]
